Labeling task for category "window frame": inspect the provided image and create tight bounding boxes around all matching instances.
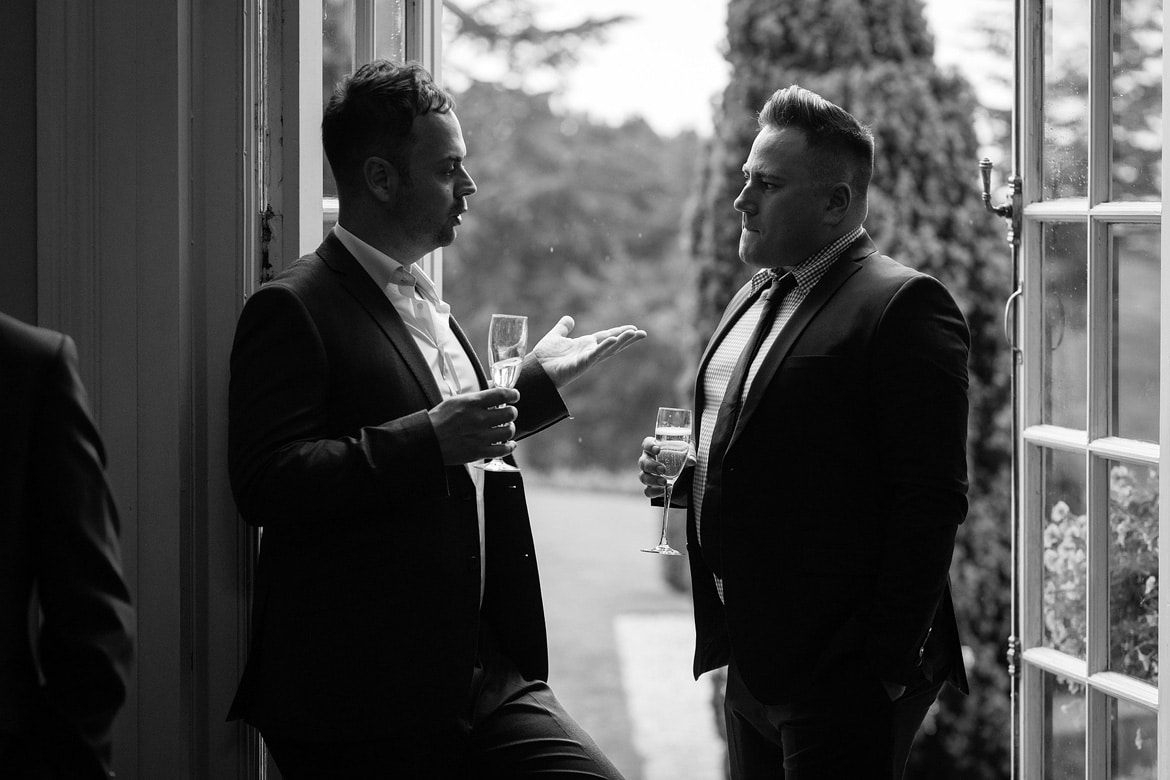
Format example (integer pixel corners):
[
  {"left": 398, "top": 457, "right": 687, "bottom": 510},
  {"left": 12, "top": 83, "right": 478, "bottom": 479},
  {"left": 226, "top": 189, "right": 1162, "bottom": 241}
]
[
  {"left": 1014, "top": 0, "right": 1167, "bottom": 776},
  {"left": 269, "top": 0, "right": 444, "bottom": 295}
]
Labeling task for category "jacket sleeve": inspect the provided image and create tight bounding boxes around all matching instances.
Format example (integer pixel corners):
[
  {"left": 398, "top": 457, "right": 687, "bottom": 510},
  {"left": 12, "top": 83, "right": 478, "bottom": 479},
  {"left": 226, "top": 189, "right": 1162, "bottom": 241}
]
[
  {"left": 31, "top": 334, "right": 134, "bottom": 773},
  {"left": 228, "top": 282, "right": 451, "bottom": 528},
  {"left": 865, "top": 275, "right": 970, "bottom": 685},
  {"left": 512, "top": 355, "right": 570, "bottom": 441},
  {"left": 228, "top": 284, "right": 571, "bottom": 529}
]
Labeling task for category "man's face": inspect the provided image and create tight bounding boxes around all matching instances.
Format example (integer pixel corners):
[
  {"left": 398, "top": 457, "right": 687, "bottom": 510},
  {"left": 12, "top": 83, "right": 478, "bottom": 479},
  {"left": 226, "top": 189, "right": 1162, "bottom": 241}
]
[
  {"left": 734, "top": 126, "right": 831, "bottom": 270},
  {"left": 389, "top": 110, "right": 477, "bottom": 259}
]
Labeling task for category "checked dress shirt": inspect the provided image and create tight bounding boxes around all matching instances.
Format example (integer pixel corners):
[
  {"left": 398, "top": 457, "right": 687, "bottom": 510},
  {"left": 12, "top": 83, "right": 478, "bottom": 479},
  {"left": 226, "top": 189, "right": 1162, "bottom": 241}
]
[{"left": 693, "top": 226, "right": 864, "bottom": 601}]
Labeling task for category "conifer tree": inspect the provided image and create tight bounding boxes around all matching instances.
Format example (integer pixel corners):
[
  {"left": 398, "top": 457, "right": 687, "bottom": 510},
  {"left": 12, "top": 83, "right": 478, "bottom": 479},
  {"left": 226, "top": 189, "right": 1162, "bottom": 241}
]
[{"left": 693, "top": 1, "right": 1013, "bottom": 776}]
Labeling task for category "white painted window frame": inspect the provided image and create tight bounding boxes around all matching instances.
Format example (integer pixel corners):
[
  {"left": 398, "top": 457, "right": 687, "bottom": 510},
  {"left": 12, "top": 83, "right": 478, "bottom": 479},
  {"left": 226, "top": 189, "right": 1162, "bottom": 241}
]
[
  {"left": 270, "top": 0, "right": 444, "bottom": 294},
  {"left": 1015, "top": 0, "right": 1168, "bottom": 777}
]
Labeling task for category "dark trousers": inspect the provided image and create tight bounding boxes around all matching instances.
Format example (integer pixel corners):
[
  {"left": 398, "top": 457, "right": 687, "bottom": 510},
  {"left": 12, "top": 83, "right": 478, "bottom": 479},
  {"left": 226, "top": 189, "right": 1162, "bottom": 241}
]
[
  {"left": 724, "top": 657, "right": 943, "bottom": 780},
  {"left": 264, "top": 626, "right": 624, "bottom": 779}
]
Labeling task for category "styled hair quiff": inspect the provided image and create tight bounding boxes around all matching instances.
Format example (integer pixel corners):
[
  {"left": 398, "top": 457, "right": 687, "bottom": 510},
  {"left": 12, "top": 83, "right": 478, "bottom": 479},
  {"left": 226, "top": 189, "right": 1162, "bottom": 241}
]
[{"left": 758, "top": 85, "right": 874, "bottom": 193}]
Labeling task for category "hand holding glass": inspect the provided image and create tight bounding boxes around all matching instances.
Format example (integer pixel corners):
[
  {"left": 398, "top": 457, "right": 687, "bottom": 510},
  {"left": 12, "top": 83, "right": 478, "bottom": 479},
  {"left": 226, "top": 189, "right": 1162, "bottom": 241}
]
[
  {"left": 475, "top": 314, "right": 528, "bottom": 472},
  {"left": 642, "top": 406, "right": 692, "bottom": 555}
]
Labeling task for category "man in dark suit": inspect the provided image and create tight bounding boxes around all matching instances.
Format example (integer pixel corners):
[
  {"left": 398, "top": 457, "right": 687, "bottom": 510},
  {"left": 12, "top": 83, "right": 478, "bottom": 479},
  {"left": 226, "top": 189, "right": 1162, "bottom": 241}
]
[
  {"left": 639, "top": 86, "right": 970, "bottom": 778},
  {"left": 0, "top": 312, "right": 135, "bottom": 779},
  {"left": 227, "top": 60, "right": 643, "bottom": 778}
]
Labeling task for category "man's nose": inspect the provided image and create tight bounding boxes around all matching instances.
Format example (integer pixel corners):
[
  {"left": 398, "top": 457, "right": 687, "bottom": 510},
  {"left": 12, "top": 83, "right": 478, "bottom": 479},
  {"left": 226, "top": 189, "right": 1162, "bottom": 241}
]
[
  {"left": 459, "top": 172, "right": 477, "bottom": 199},
  {"left": 733, "top": 185, "right": 754, "bottom": 214}
]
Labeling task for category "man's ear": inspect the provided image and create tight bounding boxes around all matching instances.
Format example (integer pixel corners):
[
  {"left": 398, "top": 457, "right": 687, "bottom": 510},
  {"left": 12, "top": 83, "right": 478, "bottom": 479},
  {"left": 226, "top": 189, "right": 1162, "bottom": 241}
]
[
  {"left": 363, "top": 156, "right": 399, "bottom": 203},
  {"left": 824, "top": 181, "right": 854, "bottom": 226}
]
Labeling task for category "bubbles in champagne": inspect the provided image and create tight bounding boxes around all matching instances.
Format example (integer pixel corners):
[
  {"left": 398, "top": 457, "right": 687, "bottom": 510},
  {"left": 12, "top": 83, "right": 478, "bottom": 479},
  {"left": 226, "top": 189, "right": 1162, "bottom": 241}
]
[
  {"left": 491, "top": 357, "right": 523, "bottom": 389},
  {"left": 655, "top": 440, "right": 690, "bottom": 479}
]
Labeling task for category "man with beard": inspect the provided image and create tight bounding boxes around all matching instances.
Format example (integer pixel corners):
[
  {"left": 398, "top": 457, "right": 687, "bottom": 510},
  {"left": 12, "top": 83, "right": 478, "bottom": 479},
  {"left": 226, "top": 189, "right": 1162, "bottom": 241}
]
[
  {"left": 228, "top": 60, "right": 642, "bottom": 778},
  {"left": 639, "top": 85, "right": 969, "bottom": 779}
]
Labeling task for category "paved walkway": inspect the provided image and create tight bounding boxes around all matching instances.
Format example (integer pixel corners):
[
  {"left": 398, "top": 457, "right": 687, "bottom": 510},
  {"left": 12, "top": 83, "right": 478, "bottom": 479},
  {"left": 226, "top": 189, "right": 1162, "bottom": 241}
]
[{"left": 528, "top": 484, "right": 727, "bottom": 780}]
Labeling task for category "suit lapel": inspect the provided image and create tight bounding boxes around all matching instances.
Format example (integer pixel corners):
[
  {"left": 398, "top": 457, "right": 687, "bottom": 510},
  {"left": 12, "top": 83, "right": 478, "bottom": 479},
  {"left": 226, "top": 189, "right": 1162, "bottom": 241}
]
[
  {"left": 316, "top": 234, "right": 446, "bottom": 407},
  {"left": 449, "top": 316, "right": 489, "bottom": 390},
  {"left": 730, "top": 234, "right": 877, "bottom": 443}
]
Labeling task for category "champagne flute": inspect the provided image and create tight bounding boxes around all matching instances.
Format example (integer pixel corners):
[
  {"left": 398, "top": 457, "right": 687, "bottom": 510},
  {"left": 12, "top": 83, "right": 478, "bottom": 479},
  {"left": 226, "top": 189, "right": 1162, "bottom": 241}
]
[
  {"left": 641, "top": 406, "right": 693, "bottom": 555},
  {"left": 475, "top": 314, "right": 528, "bottom": 472}
]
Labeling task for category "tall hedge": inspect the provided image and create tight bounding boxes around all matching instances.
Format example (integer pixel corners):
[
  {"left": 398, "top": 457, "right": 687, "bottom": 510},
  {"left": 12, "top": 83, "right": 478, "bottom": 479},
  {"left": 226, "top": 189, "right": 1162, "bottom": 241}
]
[{"left": 693, "top": 1, "right": 1014, "bottom": 776}]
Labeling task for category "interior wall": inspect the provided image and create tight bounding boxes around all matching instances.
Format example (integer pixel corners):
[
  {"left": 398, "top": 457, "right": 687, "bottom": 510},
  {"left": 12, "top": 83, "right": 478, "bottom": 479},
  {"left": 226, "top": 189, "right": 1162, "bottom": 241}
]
[
  {"left": 0, "top": 0, "right": 38, "bottom": 323},
  {"left": 32, "top": 0, "right": 255, "bottom": 776}
]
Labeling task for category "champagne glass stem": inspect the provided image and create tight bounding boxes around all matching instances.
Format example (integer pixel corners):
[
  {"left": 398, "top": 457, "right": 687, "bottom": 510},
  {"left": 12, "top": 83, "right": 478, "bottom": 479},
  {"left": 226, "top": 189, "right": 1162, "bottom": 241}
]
[{"left": 656, "top": 480, "right": 675, "bottom": 548}]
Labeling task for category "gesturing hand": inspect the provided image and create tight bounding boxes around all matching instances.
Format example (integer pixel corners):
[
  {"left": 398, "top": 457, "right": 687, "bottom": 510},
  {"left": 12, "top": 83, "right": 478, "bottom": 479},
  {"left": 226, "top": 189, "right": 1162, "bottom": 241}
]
[
  {"left": 532, "top": 316, "right": 647, "bottom": 388},
  {"left": 428, "top": 387, "right": 520, "bottom": 465}
]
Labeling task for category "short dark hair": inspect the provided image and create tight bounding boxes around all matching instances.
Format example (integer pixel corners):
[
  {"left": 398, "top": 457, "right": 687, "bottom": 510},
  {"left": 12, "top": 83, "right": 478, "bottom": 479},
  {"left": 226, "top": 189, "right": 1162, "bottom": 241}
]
[
  {"left": 322, "top": 60, "right": 455, "bottom": 191},
  {"left": 758, "top": 85, "right": 874, "bottom": 193}
]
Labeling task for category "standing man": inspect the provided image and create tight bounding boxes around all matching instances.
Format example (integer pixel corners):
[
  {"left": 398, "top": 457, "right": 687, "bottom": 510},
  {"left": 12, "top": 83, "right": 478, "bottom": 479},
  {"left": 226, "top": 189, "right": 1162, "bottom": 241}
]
[
  {"left": 227, "top": 60, "right": 642, "bottom": 778},
  {"left": 639, "top": 86, "right": 970, "bottom": 778},
  {"left": 0, "top": 312, "right": 135, "bottom": 779}
]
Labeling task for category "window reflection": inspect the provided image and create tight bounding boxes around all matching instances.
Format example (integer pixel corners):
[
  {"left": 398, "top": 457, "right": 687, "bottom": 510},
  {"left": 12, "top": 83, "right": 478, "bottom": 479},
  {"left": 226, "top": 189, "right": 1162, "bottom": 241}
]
[
  {"left": 1111, "top": 224, "right": 1160, "bottom": 442},
  {"left": 1041, "top": 447, "right": 1088, "bottom": 657},
  {"left": 1111, "top": 0, "right": 1163, "bottom": 201},
  {"left": 1110, "top": 696, "right": 1158, "bottom": 779},
  {"left": 1108, "top": 461, "right": 1159, "bottom": 684},
  {"left": 1044, "top": 671, "right": 1086, "bottom": 779},
  {"left": 1041, "top": 222, "right": 1088, "bottom": 429},
  {"left": 1043, "top": 0, "right": 1090, "bottom": 199},
  {"left": 321, "top": 0, "right": 406, "bottom": 234}
]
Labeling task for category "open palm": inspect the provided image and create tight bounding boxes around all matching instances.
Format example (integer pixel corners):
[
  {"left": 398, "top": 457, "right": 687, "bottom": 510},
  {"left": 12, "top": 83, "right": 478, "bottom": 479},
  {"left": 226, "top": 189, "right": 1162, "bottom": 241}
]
[{"left": 532, "top": 316, "right": 647, "bottom": 388}]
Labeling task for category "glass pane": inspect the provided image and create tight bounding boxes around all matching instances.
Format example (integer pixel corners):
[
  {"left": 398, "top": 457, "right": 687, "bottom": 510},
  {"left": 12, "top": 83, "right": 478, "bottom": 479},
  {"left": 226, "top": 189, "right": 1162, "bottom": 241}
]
[
  {"left": 1042, "top": 223, "right": 1089, "bottom": 428},
  {"left": 1109, "top": 461, "right": 1160, "bottom": 683},
  {"left": 374, "top": 0, "right": 405, "bottom": 61},
  {"left": 1111, "top": 0, "right": 1163, "bottom": 201},
  {"left": 1111, "top": 696, "right": 1158, "bottom": 779},
  {"left": 1111, "top": 225, "right": 1160, "bottom": 442},
  {"left": 1044, "top": 671, "right": 1086, "bottom": 779},
  {"left": 1042, "top": 448, "right": 1088, "bottom": 656},
  {"left": 1044, "top": 0, "right": 1090, "bottom": 199},
  {"left": 321, "top": 0, "right": 407, "bottom": 232}
]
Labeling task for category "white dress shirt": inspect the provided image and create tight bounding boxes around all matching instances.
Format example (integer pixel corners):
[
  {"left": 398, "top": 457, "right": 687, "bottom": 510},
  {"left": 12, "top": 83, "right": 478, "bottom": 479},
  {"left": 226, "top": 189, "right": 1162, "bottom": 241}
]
[{"left": 333, "top": 224, "right": 488, "bottom": 599}]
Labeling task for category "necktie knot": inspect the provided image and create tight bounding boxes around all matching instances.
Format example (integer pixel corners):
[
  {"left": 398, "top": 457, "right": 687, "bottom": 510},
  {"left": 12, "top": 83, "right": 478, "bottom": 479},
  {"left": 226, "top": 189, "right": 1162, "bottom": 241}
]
[{"left": 749, "top": 268, "right": 795, "bottom": 301}]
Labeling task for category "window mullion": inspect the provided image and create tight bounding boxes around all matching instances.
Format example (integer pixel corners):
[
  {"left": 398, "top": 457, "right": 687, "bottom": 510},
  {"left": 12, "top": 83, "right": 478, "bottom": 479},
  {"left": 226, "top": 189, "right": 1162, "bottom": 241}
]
[
  {"left": 1086, "top": 450, "right": 1111, "bottom": 775},
  {"left": 404, "top": 0, "right": 444, "bottom": 293},
  {"left": 1016, "top": 0, "right": 1047, "bottom": 750},
  {"left": 1159, "top": 0, "right": 1170, "bottom": 764},
  {"left": 354, "top": 0, "right": 375, "bottom": 66},
  {"left": 1085, "top": 1, "right": 1114, "bottom": 773},
  {"left": 1087, "top": 0, "right": 1112, "bottom": 209}
]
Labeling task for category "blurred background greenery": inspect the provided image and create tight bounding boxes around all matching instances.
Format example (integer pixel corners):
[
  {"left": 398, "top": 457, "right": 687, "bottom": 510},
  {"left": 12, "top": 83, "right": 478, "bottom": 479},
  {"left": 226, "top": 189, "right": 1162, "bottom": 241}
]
[
  {"left": 317, "top": 0, "right": 1162, "bottom": 776},
  {"left": 442, "top": 1, "right": 1016, "bottom": 776}
]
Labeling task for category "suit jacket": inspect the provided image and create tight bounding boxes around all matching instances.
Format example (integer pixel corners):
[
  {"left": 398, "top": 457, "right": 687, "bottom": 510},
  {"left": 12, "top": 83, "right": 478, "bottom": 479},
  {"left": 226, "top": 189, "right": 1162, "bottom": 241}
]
[
  {"left": 226, "top": 233, "right": 569, "bottom": 744},
  {"left": 685, "top": 232, "right": 971, "bottom": 704},
  {"left": 0, "top": 312, "right": 134, "bottom": 778}
]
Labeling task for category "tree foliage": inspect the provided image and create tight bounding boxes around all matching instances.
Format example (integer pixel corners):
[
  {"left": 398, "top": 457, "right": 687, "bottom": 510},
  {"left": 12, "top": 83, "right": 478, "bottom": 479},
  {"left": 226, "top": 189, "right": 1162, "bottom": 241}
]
[
  {"left": 694, "top": 0, "right": 1015, "bottom": 776},
  {"left": 443, "top": 80, "right": 703, "bottom": 469},
  {"left": 442, "top": 0, "right": 630, "bottom": 89}
]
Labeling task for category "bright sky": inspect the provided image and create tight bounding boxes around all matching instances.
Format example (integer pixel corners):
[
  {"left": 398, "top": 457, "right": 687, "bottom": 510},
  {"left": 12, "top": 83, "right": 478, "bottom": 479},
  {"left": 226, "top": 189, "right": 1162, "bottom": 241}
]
[
  {"left": 532, "top": 0, "right": 1012, "bottom": 137},
  {"left": 548, "top": 0, "right": 731, "bottom": 136}
]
